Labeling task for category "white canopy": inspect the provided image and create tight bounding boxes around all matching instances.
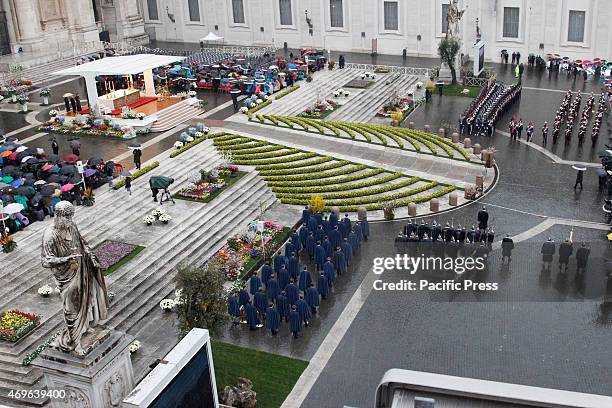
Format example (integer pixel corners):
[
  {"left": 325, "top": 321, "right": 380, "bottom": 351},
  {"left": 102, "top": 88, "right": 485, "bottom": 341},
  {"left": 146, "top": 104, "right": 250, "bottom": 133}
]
[
  {"left": 200, "top": 32, "right": 223, "bottom": 42},
  {"left": 52, "top": 54, "right": 186, "bottom": 76}
]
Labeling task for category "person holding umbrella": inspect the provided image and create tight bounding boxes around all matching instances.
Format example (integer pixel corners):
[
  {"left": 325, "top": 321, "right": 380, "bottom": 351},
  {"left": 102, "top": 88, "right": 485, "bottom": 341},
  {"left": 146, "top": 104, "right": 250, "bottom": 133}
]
[
  {"left": 573, "top": 164, "right": 586, "bottom": 189},
  {"left": 51, "top": 137, "right": 59, "bottom": 155},
  {"left": 130, "top": 145, "right": 142, "bottom": 170}
]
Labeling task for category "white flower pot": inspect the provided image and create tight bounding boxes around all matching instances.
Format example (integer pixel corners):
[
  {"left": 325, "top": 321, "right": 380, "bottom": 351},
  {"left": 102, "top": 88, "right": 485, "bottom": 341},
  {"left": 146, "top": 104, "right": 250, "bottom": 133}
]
[
  {"left": 20, "top": 103, "right": 27, "bottom": 112},
  {"left": 42, "top": 96, "right": 49, "bottom": 105},
  {"left": 11, "top": 95, "right": 16, "bottom": 103}
]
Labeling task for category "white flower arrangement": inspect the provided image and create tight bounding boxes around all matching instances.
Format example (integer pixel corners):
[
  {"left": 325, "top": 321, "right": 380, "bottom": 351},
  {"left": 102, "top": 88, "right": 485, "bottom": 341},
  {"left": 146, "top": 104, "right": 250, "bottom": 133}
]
[
  {"left": 263, "top": 95, "right": 270, "bottom": 100},
  {"left": 371, "top": 74, "right": 376, "bottom": 79},
  {"left": 174, "top": 141, "right": 184, "bottom": 149},
  {"left": 143, "top": 215, "right": 155, "bottom": 225},
  {"left": 49, "top": 109, "right": 58, "bottom": 117},
  {"left": 462, "top": 88, "right": 470, "bottom": 95},
  {"left": 185, "top": 136, "right": 194, "bottom": 143},
  {"left": 407, "top": 88, "right": 415, "bottom": 96},
  {"left": 360, "top": 74, "right": 366, "bottom": 79},
  {"left": 151, "top": 208, "right": 166, "bottom": 217},
  {"left": 136, "top": 112, "right": 146, "bottom": 119},
  {"left": 129, "top": 340, "right": 141, "bottom": 353},
  {"left": 174, "top": 289, "right": 184, "bottom": 305},
  {"left": 38, "top": 285, "right": 53, "bottom": 297},
  {"left": 188, "top": 90, "right": 197, "bottom": 97},
  {"left": 194, "top": 131, "right": 204, "bottom": 138},
  {"left": 333, "top": 91, "right": 340, "bottom": 97},
  {"left": 159, "top": 298, "right": 175, "bottom": 311},
  {"left": 256, "top": 99, "right": 263, "bottom": 105},
  {"left": 416, "top": 82, "right": 423, "bottom": 89},
  {"left": 239, "top": 106, "right": 248, "bottom": 114},
  {"left": 344, "top": 90, "right": 351, "bottom": 97},
  {"left": 202, "top": 127, "right": 210, "bottom": 134},
  {"left": 159, "top": 213, "right": 172, "bottom": 223},
  {"left": 54, "top": 286, "right": 61, "bottom": 294}
]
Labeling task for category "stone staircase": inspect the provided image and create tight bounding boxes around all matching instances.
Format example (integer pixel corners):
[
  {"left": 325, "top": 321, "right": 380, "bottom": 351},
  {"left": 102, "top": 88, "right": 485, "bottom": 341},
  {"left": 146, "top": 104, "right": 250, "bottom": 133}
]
[
  {"left": 0, "top": 140, "right": 279, "bottom": 407},
  {"left": 150, "top": 99, "right": 205, "bottom": 132}
]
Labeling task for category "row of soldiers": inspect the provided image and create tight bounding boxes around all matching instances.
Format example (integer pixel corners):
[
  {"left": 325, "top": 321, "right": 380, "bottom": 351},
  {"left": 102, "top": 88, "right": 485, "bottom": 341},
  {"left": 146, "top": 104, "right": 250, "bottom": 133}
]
[
  {"left": 541, "top": 239, "right": 591, "bottom": 272},
  {"left": 228, "top": 209, "right": 369, "bottom": 338}
]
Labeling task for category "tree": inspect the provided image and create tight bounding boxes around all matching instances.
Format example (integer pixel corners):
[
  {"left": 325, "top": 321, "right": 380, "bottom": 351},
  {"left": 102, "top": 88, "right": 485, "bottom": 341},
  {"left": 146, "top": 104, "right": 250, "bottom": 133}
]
[
  {"left": 175, "top": 262, "right": 229, "bottom": 338},
  {"left": 438, "top": 37, "right": 461, "bottom": 85}
]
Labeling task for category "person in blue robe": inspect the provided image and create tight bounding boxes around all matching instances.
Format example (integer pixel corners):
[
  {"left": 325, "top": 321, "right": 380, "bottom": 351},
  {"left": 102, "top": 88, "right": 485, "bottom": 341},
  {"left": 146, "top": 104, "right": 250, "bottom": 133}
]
[
  {"left": 321, "top": 216, "right": 330, "bottom": 235},
  {"left": 238, "top": 286, "right": 250, "bottom": 307},
  {"left": 340, "top": 237, "right": 353, "bottom": 266},
  {"left": 261, "top": 261, "right": 273, "bottom": 289},
  {"left": 266, "top": 303, "right": 280, "bottom": 335},
  {"left": 298, "top": 266, "right": 312, "bottom": 292},
  {"left": 329, "top": 225, "right": 342, "bottom": 249},
  {"left": 289, "top": 305, "right": 302, "bottom": 338},
  {"left": 296, "top": 295, "right": 311, "bottom": 326},
  {"left": 313, "top": 211, "right": 323, "bottom": 225},
  {"left": 245, "top": 300, "right": 260, "bottom": 330},
  {"left": 299, "top": 223, "right": 309, "bottom": 248},
  {"left": 302, "top": 206, "right": 311, "bottom": 224},
  {"left": 285, "top": 239, "right": 296, "bottom": 258},
  {"left": 354, "top": 222, "right": 363, "bottom": 243},
  {"left": 228, "top": 293, "right": 240, "bottom": 326},
  {"left": 288, "top": 253, "right": 299, "bottom": 280},
  {"left": 306, "top": 284, "right": 320, "bottom": 314},
  {"left": 273, "top": 251, "right": 288, "bottom": 273},
  {"left": 361, "top": 219, "right": 370, "bottom": 241},
  {"left": 306, "top": 232, "right": 316, "bottom": 260},
  {"left": 286, "top": 280, "right": 299, "bottom": 305},
  {"left": 322, "top": 237, "right": 333, "bottom": 259},
  {"left": 307, "top": 215, "right": 318, "bottom": 233},
  {"left": 333, "top": 247, "right": 347, "bottom": 275},
  {"left": 254, "top": 288, "right": 268, "bottom": 319},
  {"left": 276, "top": 291, "right": 290, "bottom": 322},
  {"left": 315, "top": 225, "right": 325, "bottom": 243},
  {"left": 329, "top": 211, "right": 338, "bottom": 228},
  {"left": 278, "top": 264, "right": 290, "bottom": 290},
  {"left": 290, "top": 232, "right": 301, "bottom": 253},
  {"left": 249, "top": 272, "right": 262, "bottom": 295},
  {"left": 266, "top": 275, "right": 280, "bottom": 302},
  {"left": 314, "top": 242, "right": 326, "bottom": 271},
  {"left": 342, "top": 214, "right": 352, "bottom": 238},
  {"left": 337, "top": 221, "right": 347, "bottom": 240},
  {"left": 349, "top": 229, "right": 360, "bottom": 253},
  {"left": 323, "top": 257, "right": 336, "bottom": 287},
  {"left": 317, "top": 272, "right": 329, "bottom": 300}
]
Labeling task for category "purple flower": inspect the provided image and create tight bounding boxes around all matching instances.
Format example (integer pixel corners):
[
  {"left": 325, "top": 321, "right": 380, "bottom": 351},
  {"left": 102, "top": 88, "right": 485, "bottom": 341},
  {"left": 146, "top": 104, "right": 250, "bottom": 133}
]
[{"left": 94, "top": 241, "right": 137, "bottom": 269}]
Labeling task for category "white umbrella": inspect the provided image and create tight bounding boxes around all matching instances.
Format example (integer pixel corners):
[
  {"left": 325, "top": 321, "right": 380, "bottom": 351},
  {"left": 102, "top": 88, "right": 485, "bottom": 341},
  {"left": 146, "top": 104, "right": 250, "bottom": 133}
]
[
  {"left": 36, "top": 148, "right": 45, "bottom": 155},
  {"left": 200, "top": 32, "right": 223, "bottom": 42},
  {"left": 3, "top": 203, "right": 24, "bottom": 214},
  {"left": 20, "top": 156, "right": 34, "bottom": 163},
  {"left": 34, "top": 180, "right": 46, "bottom": 185},
  {"left": 572, "top": 164, "right": 587, "bottom": 171},
  {"left": 63, "top": 93, "right": 74, "bottom": 98},
  {"left": 15, "top": 146, "right": 27, "bottom": 152}
]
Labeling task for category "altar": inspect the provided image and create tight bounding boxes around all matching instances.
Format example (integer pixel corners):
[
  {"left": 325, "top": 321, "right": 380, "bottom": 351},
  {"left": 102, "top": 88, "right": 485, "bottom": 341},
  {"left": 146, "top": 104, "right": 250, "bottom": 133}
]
[{"left": 98, "top": 89, "right": 141, "bottom": 111}]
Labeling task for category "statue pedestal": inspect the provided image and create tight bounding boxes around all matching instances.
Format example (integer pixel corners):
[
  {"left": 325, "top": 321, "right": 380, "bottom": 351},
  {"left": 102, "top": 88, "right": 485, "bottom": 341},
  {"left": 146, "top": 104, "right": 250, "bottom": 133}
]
[
  {"left": 438, "top": 62, "right": 454, "bottom": 83},
  {"left": 33, "top": 330, "right": 134, "bottom": 408}
]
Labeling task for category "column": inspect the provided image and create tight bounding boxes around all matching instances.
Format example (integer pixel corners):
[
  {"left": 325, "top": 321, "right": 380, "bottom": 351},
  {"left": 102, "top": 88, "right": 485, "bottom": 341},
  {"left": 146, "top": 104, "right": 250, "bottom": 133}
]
[{"left": 143, "top": 69, "right": 156, "bottom": 97}]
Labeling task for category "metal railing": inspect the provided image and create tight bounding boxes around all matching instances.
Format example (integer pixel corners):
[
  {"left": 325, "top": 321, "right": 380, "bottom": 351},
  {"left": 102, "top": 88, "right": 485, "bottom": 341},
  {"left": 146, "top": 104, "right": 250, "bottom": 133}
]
[{"left": 344, "top": 63, "right": 433, "bottom": 78}]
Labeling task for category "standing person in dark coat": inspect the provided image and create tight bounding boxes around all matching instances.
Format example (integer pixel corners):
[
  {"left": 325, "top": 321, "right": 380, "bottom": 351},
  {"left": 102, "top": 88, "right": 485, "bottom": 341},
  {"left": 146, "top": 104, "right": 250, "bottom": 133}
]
[
  {"left": 298, "top": 266, "right": 312, "bottom": 293},
  {"left": 276, "top": 291, "right": 290, "bottom": 322},
  {"left": 348, "top": 229, "right": 360, "bottom": 253},
  {"left": 249, "top": 272, "right": 262, "bottom": 295},
  {"left": 245, "top": 300, "right": 260, "bottom": 330},
  {"left": 322, "top": 237, "right": 333, "bottom": 259},
  {"left": 273, "top": 251, "right": 288, "bottom": 273},
  {"left": 558, "top": 240, "right": 573, "bottom": 271},
  {"left": 516, "top": 118, "right": 524, "bottom": 140},
  {"left": 317, "top": 272, "right": 329, "bottom": 300},
  {"left": 340, "top": 237, "right": 353, "bottom": 266},
  {"left": 323, "top": 257, "right": 336, "bottom": 287},
  {"left": 75, "top": 93, "right": 82, "bottom": 112},
  {"left": 254, "top": 288, "right": 268, "bottom": 320},
  {"left": 285, "top": 239, "right": 296, "bottom": 258},
  {"left": 261, "top": 261, "right": 272, "bottom": 288},
  {"left": 302, "top": 205, "right": 311, "bottom": 224},
  {"left": 124, "top": 176, "right": 132, "bottom": 196},
  {"left": 306, "top": 232, "right": 316, "bottom": 260},
  {"left": 51, "top": 137, "right": 59, "bottom": 155},
  {"left": 238, "top": 286, "right": 250, "bottom": 307},
  {"left": 574, "top": 170, "right": 584, "bottom": 189},
  {"left": 70, "top": 96, "right": 77, "bottom": 113},
  {"left": 501, "top": 234, "right": 515, "bottom": 263},
  {"left": 266, "top": 274, "right": 280, "bottom": 302},
  {"left": 333, "top": 247, "right": 347, "bottom": 275},
  {"left": 306, "top": 283, "right": 320, "bottom": 314},
  {"left": 286, "top": 280, "right": 299, "bottom": 305},
  {"left": 541, "top": 121, "right": 549, "bottom": 145},
  {"left": 576, "top": 243, "right": 590, "bottom": 273},
  {"left": 64, "top": 96, "right": 71, "bottom": 113},
  {"left": 329, "top": 225, "right": 342, "bottom": 250},
  {"left": 431, "top": 221, "right": 441, "bottom": 242},
  {"left": 266, "top": 303, "right": 280, "bottom": 335},
  {"left": 314, "top": 242, "right": 326, "bottom": 271},
  {"left": 541, "top": 238, "right": 556, "bottom": 269},
  {"left": 338, "top": 55, "right": 345, "bottom": 69},
  {"left": 296, "top": 295, "right": 311, "bottom": 326},
  {"left": 289, "top": 305, "right": 302, "bottom": 338},
  {"left": 360, "top": 219, "right": 370, "bottom": 241},
  {"left": 277, "top": 264, "right": 290, "bottom": 291},
  {"left": 70, "top": 139, "right": 81, "bottom": 156},
  {"left": 477, "top": 206, "right": 489, "bottom": 230},
  {"left": 287, "top": 252, "right": 299, "bottom": 281},
  {"left": 227, "top": 292, "right": 240, "bottom": 326},
  {"left": 298, "top": 223, "right": 309, "bottom": 248},
  {"left": 133, "top": 148, "right": 142, "bottom": 170}
]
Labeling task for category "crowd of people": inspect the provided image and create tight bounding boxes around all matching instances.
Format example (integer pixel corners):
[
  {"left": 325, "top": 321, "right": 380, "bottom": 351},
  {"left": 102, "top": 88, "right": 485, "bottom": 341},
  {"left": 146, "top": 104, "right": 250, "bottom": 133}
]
[
  {"left": 228, "top": 207, "right": 369, "bottom": 339},
  {"left": 459, "top": 81, "right": 522, "bottom": 137},
  {"left": 0, "top": 137, "right": 110, "bottom": 235},
  {"left": 540, "top": 238, "right": 591, "bottom": 272}
]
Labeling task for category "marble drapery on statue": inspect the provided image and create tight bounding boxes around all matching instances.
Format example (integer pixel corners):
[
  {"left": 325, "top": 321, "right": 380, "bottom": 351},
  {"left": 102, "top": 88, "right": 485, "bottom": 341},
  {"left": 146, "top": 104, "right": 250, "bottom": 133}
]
[
  {"left": 446, "top": 0, "right": 465, "bottom": 39},
  {"left": 41, "top": 201, "right": 109, "bottom": 356}
]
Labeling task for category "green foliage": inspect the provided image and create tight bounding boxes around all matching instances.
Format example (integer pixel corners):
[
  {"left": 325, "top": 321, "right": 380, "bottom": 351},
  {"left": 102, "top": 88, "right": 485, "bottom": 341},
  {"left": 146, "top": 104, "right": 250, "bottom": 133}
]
[
  {"left": 274, "top": 84, "right": 300, "bottom": 99},
  {"left": 112, "top": 162, "right": 160, "bottom": 189},
  {"left": 247, "top": 98, "right": 272, "bottom": 114},
  {"left": 438, "top": 37, "right": 461, "bottom": 84},
  {"left": 175, "top": 263, "right": 229, "bottom": 337}
]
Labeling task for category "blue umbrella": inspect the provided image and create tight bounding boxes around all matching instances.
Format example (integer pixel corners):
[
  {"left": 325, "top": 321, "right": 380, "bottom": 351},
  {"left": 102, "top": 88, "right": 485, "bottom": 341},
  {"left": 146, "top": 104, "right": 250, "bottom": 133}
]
[
  {"left": 10, "top": 179, "right": 23, "bottom": 187},
  {"left": 572, "top": 164, "right": 587, "bottom": 171}
]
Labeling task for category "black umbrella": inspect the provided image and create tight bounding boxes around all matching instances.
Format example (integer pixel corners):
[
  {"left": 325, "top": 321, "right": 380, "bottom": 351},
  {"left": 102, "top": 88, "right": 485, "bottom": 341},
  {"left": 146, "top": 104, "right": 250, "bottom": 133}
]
[
  {"left": 46, "top": 154, "right": 60, "bottom": 163},
  {"left": 15, "top": 186, "right": 32, "bottom": 197},
  {"left": 2, "top": 166, "right": 20, "bottom": 177},
  {"left": 40, "top": 185, "right": 55, "bottom": 196},
  {"left": 31, "top": 193, "right": 43, "bottom": 205},
  {"left": 88, "top": 157, "right": 104, "bottom": 166},
  {"left": 48, "top": 166, "right": 61, "bottom": 174},
  {"left": 598, "top": 150, "right": 612, "bottom": 157},
  {"left": 15, "top": 152, "right": 29, "bottom": 161},
  {"left": 47, "top": 174, "right": 66, "bottom": 183},
  {"left": 61, "top": 165, "right": 77, "bottom": 176},
  {"left": 24, "top": 147, "right": 37, "bottom": 155}
]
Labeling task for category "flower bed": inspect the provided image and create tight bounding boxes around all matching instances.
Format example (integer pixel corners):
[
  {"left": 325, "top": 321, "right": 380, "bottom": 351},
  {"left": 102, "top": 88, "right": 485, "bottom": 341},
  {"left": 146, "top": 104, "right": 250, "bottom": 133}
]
[
  {"left": 212, "top": 221, "right": 290, "bottom": 281},
  {"left": 39, "top": 117, "right": 131, "bottom": 139},
  {"left": 174, "top": 166, "right": 246, "bottom": 203},
  {"left": 0, "top": 310, "right": 40, "bottom": 342},
  {"left": 298, "top": 99, "right": 341, "bottom": 120},
  {"left": 93, "top": 241, "right": 145, "bottom": 276},
  {"left": 113, "top": 162, "right": 160, "bottom": 190}
]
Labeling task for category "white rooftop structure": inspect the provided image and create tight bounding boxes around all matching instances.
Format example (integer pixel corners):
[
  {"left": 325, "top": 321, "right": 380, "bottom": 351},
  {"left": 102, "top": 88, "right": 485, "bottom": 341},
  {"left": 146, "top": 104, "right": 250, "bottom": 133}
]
[
  {"left": 52, "top": 54, "right": 186, "bottom": 113},
  {"left": 200, "top": 32, "right": 223, "bottom": 42}
]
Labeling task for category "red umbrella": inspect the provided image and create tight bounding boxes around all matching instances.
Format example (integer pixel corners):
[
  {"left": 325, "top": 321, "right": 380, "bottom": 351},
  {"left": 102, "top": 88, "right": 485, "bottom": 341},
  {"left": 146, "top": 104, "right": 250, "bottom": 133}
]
[
  {"left": 583, "top": 60, "right": 592, "bottom": 66},
  {"left": 42, "top": 163, "right": 54, "bottom": 171},
  {"left": 8, "top": 151, "right": 18, "bottom": 160},
  {"left": 60, "top": 183, "right": 74, "bottom": 192},
  {"left": 63, "top": 154, "right": 78, "bottom": 163}
]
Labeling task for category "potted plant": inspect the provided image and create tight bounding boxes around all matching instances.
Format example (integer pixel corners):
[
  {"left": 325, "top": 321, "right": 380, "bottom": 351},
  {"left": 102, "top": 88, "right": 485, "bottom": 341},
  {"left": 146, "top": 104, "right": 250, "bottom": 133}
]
[
  {"left": 159, "top": 298, "right": 175, "bottom": 312},
  {"left": 39, "top": 89, "right": 51, "bottom": 105},
  {"left": 37, "top": 285, "right": 53, "bottom": 297},
  {"left": 8, "top": 87, "right": 16, "bottom": 103},
  {"left": 159, "top": 213, "right": 171, "bottom": 224},
  {"left": 1, "top": 234, "right": 17, "bottom": 253},
  {"left": 17, "top": 95, "right": 28, "bottom": 112},
  {"left": 383, "top": 201, "right": 397, "bottom": 220},
  {"left": 143, "top": 215, "right": 155, "bottom": 226},
  {"left": 129, "top": 340, "right": 141, "bottom": 354}
]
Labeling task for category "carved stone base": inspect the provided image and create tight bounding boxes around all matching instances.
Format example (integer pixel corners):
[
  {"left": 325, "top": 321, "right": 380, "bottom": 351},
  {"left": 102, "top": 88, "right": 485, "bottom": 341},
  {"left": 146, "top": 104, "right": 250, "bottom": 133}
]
[{"left": 33, "top": 330, "right": 134, "bottom": 408}]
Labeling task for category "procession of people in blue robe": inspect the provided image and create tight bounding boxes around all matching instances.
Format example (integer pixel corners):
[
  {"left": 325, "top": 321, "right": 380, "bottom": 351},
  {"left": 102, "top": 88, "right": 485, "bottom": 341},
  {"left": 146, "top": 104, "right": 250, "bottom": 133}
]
[{"left": 227, "top": 207, "right": 369, "bottom": 338}]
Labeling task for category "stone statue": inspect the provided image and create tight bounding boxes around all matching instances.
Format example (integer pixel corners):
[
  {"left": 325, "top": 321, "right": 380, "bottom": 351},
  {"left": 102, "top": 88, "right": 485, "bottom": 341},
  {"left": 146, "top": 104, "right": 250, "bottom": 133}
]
[
  {"left": 41, "top": 201, "right": 109, "bottom": 356},
  {"left": 446, "top": 0, "right": 466, "bottom": 39}
]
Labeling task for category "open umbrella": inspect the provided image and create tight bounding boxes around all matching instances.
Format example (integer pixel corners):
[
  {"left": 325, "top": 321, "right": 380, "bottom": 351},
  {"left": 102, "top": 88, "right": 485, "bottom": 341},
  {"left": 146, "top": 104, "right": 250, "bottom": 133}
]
[
  {"left": 63, "top": 154, "right": 78, "bottom": 163},
  {"left": 10, "top": 179, "right": 23, "bottom": 187},
  {"left": 87, "top": 157, "right": 103, "bottom": 166},
  {"left": 1, "top": 176, "right": 13, "bottom": 183},
  {"left": 3, "top": 202, "right": 24, "bottom": 214},
  {"left": 61, "top": 183, "right": 74, "bottom": 192},
  {"left": 42, "top": 163, "right": 54, "bottom": 171},
  {"left": 61, "top": 165, "right": 77, "bottom": 176},
  {"left": 34, "top": 180, "right": 46, "bottom": 186},
  {"left": 47, "top": 174, "right": 66, "bottom": 183},
  {"left": 84, "top": 168, "right": 97, "bottom": 177},
  {"left": 20, "top": 156, "right": 34, "bottom": 163},
  {"left": 128, "top": 143, "right": 141, "bottom": 150},
  {"left": 0, "top": 151, "right": 11, "bottom": 158},
  {"left": 48, "top": 166, "right": 60, "bottom": 174},
  {"left": 63, "top": 93, "right": 74, "bottom": 98},
  {"left": 47, "top": 154, "right": 59, "bottom": 163},
  {"left": 121, "top": 170, "right": 131, "bottom": 177},
  {"left": 8, "top": 151, "right": 18, "bottom": 160},
  {"left": 40, "top": 185, "right": 56, "bottom": 196},
  {"left": 572, "top": 164, "right": 587, "bottom": 171},
  {"left": 36, "top": 148, "right": 45, "bottom": 155},
  {"left": 30, "top": 193, "right": 42, "bottom": 205},
  {"left": 15, "top": 146, "right": 27, "bottom": 153}
]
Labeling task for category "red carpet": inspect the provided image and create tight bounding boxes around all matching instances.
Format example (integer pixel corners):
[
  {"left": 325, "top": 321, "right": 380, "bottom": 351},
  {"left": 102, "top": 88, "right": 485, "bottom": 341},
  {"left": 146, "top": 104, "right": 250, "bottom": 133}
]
[{"left": 79, "top": 96, "right": 158, "bottom": 116}]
